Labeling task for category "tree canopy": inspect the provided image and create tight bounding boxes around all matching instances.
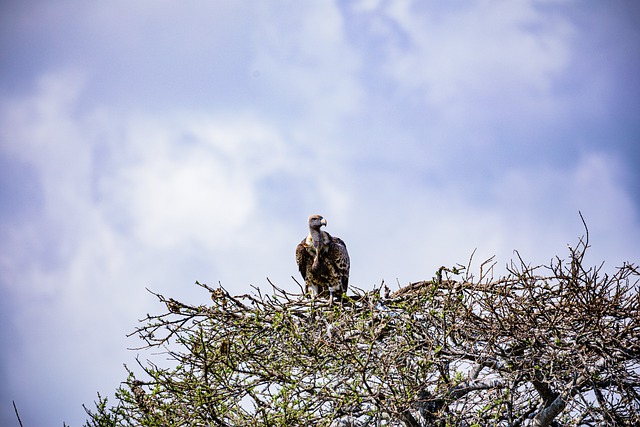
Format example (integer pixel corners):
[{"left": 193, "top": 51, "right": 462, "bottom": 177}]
[{"left": 83, "top": 232, "right": 639, "bottom": 426}]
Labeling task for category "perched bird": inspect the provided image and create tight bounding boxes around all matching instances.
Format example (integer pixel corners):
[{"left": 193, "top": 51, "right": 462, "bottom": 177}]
[{"left": 296, "top": 214, "right": 350, "bottom": 299}]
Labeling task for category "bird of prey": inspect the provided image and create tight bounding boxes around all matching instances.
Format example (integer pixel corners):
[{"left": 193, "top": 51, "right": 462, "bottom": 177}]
[{"left": 296, "top": 214, "right": 350, "bottom": 299}]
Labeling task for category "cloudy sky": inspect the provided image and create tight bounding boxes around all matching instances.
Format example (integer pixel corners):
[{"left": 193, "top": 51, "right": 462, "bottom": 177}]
[{"left": 1, "top": 0, "right": 639, "bottom": 425}]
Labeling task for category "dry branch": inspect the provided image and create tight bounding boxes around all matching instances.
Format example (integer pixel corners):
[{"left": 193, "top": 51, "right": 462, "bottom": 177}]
[{"left": 83, "top": 236, "right": 640, "bottom": 427}]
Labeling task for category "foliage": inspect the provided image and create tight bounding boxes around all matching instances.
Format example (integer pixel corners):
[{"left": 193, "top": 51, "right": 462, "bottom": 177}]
[{"left": 83, "top": 232, "right": 640, "bottom": 426}]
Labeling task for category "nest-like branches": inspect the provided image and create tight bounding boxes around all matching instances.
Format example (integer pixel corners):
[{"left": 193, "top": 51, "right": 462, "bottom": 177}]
[{"left": 84, "top": 236, "right": 640, "bottom": 427}]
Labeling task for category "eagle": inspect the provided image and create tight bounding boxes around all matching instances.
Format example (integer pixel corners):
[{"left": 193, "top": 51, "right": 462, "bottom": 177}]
[{"left": 296, "top": 214, "right": 350, "bottom": 299}]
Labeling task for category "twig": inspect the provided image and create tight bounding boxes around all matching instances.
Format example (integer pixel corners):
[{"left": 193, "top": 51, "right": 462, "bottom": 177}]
[
  {"left": 13, "top": 400, "right": 23, "bottom": 427},
  {"left": 291, "top": 275, "right": 305, "bottom": 294}
]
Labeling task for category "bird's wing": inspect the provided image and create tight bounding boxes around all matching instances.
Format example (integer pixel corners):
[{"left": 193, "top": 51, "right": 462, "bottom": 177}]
[
  {"left": 295, "top": 239, "right": 310, "bottom": 280},
  {"left": 329, "top": 237, "right": 350, "bottom": 293}
]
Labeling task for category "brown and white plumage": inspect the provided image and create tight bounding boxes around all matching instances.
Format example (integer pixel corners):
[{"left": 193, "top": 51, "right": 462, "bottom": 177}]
[{"left": 296, "top": 214, "right": 350, "bottom": 298}]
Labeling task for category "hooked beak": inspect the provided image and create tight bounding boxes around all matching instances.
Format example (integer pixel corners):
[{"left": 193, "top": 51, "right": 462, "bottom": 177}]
[{"left": 320, "top": 218, "right": 327, "bottom": 227}]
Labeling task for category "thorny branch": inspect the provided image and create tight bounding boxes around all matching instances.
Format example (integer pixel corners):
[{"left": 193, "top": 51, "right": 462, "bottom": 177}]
[{"left": 84, "top": 235, "right": 639, "bottom": 427}]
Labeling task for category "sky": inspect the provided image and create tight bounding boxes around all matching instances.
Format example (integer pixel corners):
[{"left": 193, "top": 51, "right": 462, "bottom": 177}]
[{"left": 0, "top": 0, "right": 639, "bottom": 425}]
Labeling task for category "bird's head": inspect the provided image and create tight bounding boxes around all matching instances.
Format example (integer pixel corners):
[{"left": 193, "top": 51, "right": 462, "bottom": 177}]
[{"left": 308, "top": 214, "right": 327, "bottom": 230}]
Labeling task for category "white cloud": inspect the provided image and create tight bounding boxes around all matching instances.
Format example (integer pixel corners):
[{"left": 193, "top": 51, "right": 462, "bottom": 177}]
[
  {"left": 351, "top": 0, "right": 384, "bottom": 14},
  {"left": 101, "top": 113, "right": 289, "bottom": 250},
  {"left": 252, "top": 2, "right": 364, "bottom": 127},
  {"left": 336, "top": 147, "right": 640, "bottom": 290},
  {"left": 381, "top": 1, "right": 574, "bottom": 121},
  {"left": 483, "top": 151, "right": 639, "bottom": 268}
]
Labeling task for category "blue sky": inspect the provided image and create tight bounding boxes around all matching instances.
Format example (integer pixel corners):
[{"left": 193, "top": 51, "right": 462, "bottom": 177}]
[{"left": 1, "top": 1, "right": 639, "bottom": 425}]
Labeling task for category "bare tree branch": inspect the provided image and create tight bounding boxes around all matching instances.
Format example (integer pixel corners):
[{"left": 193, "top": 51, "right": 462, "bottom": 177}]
[{"left": 83, "top": 235, "right": 640, "bottom": 426}]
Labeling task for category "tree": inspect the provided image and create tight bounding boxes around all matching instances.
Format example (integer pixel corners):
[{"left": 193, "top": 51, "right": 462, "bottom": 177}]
[{"left": 83, "top": 231, "right": 639, "bottom": 426}]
